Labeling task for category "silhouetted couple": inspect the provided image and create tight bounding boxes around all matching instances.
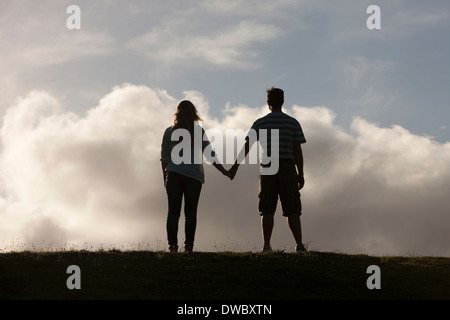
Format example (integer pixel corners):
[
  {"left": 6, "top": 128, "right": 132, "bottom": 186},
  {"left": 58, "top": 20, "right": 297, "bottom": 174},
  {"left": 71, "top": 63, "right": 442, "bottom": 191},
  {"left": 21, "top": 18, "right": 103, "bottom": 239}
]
[{"left": 160, "top": 87, "right": 307, "bottom": 253}]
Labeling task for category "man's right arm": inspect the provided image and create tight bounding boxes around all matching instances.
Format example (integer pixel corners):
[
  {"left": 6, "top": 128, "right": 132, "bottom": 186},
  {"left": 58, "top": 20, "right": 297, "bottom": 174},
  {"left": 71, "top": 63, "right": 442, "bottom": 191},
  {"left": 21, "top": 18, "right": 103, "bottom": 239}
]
[{"left": 230, "top": 138, "right": 250, "bottom": 179}]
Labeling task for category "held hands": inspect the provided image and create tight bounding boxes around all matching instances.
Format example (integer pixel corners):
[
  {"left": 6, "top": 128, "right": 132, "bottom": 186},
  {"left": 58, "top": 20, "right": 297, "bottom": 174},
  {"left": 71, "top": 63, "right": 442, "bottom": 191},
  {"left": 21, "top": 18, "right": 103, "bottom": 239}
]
[
  {"left": 228, "top": 166, "right": 238, "bottom": 180},
  {"left": 223, "top": 165, "right": 238, "bottom": 180}
]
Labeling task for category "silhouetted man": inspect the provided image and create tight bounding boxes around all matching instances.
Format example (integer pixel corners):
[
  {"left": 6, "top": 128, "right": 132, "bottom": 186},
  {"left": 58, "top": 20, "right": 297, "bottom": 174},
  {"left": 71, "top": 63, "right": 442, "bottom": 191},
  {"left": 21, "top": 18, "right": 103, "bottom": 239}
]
[{"left": 230, "top": 87, "right": 307, "bottom": 252}]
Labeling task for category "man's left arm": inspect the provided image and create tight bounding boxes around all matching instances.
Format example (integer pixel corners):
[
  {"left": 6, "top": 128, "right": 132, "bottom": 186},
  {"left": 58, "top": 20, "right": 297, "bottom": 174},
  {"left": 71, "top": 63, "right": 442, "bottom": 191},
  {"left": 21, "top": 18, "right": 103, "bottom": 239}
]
[{"left": 294, "top": 143, "right": 305, "bottom": 190}]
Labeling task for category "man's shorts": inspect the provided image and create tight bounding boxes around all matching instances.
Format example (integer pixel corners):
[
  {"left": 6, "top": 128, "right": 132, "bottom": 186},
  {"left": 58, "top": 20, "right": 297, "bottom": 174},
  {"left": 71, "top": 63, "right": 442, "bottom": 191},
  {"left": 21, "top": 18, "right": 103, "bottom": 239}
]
[{"left": 258, "top": 160, "right": 302, "bottom": 216}]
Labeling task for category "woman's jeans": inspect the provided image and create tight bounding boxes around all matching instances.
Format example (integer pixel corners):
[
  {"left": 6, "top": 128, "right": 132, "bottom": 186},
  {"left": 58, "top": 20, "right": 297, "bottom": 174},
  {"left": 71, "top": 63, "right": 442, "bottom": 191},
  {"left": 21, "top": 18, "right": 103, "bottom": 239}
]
[{"left": 165, "top": 171, "right": 202, "bottom": 248}]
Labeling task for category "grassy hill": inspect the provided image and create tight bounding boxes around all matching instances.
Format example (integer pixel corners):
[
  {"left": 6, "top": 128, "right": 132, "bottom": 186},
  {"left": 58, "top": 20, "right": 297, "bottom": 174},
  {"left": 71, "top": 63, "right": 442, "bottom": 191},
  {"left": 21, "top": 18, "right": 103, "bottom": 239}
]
[{"left": 0, "top": 250, "right": 449, "bottom": 300}]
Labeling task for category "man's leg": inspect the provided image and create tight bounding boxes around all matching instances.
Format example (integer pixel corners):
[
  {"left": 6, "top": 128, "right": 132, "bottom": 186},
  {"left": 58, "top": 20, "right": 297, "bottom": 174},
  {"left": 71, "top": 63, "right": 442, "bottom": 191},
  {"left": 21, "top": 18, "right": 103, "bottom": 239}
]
[
  {"left": 261, "top": 214, "right": 274, "bottom": 250},
  {"left": 258, "top": 172, "right": 277, "bottom": 251},
  {"left": 278, "top": 161, "right": 306, "bottom": 251},
  {"left": 287, "top": 214, "right": 302, "bottom": 247}
]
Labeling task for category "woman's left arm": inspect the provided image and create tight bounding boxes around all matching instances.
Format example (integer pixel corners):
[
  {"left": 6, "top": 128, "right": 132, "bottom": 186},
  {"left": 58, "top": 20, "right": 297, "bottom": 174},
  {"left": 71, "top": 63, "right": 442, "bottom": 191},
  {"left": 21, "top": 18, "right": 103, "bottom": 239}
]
[{"left": 160, "top": 128, "right": 171, "bottom": 184}]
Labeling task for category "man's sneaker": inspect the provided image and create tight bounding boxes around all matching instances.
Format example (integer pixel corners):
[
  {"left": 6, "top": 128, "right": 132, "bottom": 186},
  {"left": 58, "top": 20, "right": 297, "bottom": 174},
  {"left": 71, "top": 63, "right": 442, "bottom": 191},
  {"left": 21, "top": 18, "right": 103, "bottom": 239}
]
[
  {"left": 296, "top": 244, "right": 307, "bottom": 252},
  {"left": 262, "top": 244, "right": 272, "bottom": 252},
  {"left": 169, "top": 245, "right": 178, "bottom": 253},
  {"left": 184, "top": 246, "right": 193, "bottom": 253}
]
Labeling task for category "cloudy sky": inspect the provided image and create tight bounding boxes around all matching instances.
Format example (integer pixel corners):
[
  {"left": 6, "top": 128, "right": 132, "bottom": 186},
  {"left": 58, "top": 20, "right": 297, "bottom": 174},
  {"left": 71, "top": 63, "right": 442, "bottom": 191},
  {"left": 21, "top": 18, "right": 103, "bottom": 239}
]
[{"left": 1, "top": 0, "right": 449, "bottom": 256}]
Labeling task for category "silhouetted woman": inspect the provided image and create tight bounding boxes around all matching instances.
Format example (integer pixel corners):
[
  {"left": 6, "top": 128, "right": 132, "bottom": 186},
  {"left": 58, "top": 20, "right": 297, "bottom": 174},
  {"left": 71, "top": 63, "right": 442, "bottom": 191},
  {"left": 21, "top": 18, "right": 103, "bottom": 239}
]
[{"left": 160, "top": 100, "right": 230, "bottom": 253}]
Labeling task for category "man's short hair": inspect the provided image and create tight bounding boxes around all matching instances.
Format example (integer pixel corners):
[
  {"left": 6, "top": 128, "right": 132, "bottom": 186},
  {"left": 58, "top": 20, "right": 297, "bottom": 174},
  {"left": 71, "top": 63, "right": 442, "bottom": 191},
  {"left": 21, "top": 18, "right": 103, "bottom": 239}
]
[{"left": 266, "top": 87, "right": 284, "bottom": 109}]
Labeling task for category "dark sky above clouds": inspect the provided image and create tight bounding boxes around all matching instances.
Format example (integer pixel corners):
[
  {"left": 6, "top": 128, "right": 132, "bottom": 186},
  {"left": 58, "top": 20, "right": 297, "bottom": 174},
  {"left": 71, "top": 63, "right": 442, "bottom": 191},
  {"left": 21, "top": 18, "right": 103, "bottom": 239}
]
[{"left": 1, "top": 1, "right": 449, "bottom": 255}]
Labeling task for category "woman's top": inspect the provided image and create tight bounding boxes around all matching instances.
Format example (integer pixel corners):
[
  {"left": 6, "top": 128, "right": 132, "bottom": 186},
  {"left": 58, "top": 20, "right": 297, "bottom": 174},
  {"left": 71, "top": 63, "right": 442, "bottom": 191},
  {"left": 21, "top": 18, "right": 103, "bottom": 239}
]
[{"left": 160, "top": 124, "right": 216, "bottom": 184}]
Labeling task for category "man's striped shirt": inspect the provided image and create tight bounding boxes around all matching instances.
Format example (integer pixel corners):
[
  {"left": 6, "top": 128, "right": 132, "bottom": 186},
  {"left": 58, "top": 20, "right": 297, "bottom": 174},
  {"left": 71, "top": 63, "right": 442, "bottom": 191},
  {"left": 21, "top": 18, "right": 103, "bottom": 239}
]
[{"left": 247, "top": 111, "right": 306, "bottom": 164}]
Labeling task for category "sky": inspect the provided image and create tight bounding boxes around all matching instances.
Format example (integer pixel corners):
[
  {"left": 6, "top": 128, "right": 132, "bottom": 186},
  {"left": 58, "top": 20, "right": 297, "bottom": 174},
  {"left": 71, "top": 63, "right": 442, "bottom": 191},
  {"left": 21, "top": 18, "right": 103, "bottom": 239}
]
[{"left": 0, "top": 0, "right": 449, "bottom": 256}]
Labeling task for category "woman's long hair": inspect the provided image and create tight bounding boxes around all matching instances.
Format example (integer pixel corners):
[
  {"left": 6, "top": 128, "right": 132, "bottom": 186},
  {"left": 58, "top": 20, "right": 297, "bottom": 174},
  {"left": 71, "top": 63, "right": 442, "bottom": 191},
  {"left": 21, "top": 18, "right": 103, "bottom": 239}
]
[{"left": 172, "top": 100, "right": 203, "bottom": 134}]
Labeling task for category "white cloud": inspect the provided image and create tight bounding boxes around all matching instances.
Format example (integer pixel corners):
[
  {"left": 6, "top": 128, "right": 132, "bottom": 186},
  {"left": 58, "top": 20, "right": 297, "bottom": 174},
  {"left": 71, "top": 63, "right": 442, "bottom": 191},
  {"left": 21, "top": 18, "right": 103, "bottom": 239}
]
[
  {"left": 292, "top": 105, "right": 450, "bottom": 255},
  {"left": 0, "top": 84, "right": 175, "bottom": 249},
  {"left": 1, "top": 84, "right": 450, "bottom": 256},
  {"left": 124, "top": 0, "right": 304, "bottom": 70},
  {"left": 127, "top": 20, "right": 281, "bottom": 69},
  {"left": 11, "top": 31, "right": 116, "bottom": 67}
]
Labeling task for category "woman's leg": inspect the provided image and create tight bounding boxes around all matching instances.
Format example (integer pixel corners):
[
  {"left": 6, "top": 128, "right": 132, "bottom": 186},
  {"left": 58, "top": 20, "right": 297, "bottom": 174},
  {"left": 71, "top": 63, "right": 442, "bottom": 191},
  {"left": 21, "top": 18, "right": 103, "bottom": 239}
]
[
  {"left": 183, "top": 177, "right": 202, "bottom": 250},
  {"left": 165, "top": 172, "right": 183, "bottom": 250}
]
